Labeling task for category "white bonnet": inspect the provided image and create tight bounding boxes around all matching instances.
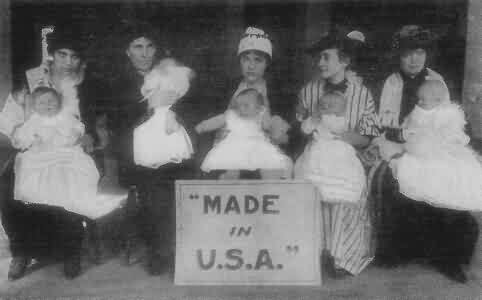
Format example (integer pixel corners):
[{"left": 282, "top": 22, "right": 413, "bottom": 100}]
[
  {"left": 141, "top": 58, "right": 193, "bottom": 102},
  {"left": 238, "top": 27, "right": 272, "bottom": 58}
]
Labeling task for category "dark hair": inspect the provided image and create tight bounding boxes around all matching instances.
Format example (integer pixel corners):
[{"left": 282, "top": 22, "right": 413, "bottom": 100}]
[
  {"left": 47, "top": 25, "right": 89, "bottom": 59},
  {"left": 235, "top": 88, "right": 265, "bottom": 107},
  {"left": 31, "top": 86, "right": 62, "bottom": 106},
  {"left": 239, "top": 49, "right": 271, "bottom": 66}
]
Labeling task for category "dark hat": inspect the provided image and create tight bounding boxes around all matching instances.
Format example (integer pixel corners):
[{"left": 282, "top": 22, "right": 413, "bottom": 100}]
[
  {"left": 391, "top": 25, "right": 438, "bottom": 54},
  {"left": 305, "top": 30, "right": 365, "bottom": 58},
  {"left": 47, "top": 25, "right": 90, "bottom": 57}
]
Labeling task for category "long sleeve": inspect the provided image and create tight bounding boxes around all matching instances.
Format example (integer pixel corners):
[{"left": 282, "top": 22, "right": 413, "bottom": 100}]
[{"left": 356, "top": 89, "right": 380, "bottom": 137}]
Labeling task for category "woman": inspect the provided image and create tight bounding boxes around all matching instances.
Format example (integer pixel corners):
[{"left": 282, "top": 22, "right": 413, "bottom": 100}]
[
  {"left": 198, "top": 27, "right": 292, "bottom": 178},
  {"left": 1, "top": 24, "right": 98, "bottom": 280},
  {"left": 110, "top": 22, "right": 197, "bottom": 276},
  {"left": 374, "top": 25, "right": 479, "bottom": 283},
  {"left": 296, "top": 30, "right": 379, "bottom": 277}
]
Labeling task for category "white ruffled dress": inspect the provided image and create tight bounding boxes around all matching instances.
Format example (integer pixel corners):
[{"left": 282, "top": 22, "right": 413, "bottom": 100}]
[
  {"left": 295, "top": 116, "right": 366, "bottom": 203},
  {"left": 12, "top": 113, "right": 118, "bottom": 219},
  {"left": 133, "top": 105, "right": 193, "bottom": 168},
  {"left": 201, "top": 110, "right": 292, "bottom": 171},
  {"left": 393, "top": 103, "right": 482, "bottom": 211}
]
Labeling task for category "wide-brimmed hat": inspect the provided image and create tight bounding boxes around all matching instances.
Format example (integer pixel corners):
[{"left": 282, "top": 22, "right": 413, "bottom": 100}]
[
  {"left": 391, "top": 25, "right": 438, "bottom": 54},
  {"left": 47, "top": 24, "right": 90, "bottom": 58},
  {"left": 305, "top": 29, "right": 366, "bottom": 58}
]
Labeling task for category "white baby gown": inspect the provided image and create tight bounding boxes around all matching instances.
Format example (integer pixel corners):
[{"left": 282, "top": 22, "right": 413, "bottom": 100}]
[
  {"left": 133, "top": 105, "right": 193, "bottom": 168},
  {"left": 201, "top": 109, "right": 292, "bottom": 172},
  {"left": 294, "top": 115, "right": 366, "bottom": 203},
  {"left": 13, "top": 113, "right": 121, "bottom": 219},
  {"left": 394, "top": 103, "right": 482, "bottom": 211}
]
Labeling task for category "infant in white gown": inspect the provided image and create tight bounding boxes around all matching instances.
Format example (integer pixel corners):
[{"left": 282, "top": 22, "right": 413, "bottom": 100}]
[
  {"left": 133, "top": 58, "right": 194, "bottom": 169},
  {"left": 387, "top": 80, "right": 482, "bottom": 211},
  {"left": 13, "top": 87, "right": 120, "bottom": 219},
  {"left": 295, "top": 92, "right": 366, "bottom": 203},
  {"left": 197, "top": 88, "right": 292, "bottom": 179}
]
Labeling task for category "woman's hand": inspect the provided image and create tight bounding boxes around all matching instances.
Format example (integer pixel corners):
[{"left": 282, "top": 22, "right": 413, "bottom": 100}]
[
  {"left": 377, "top": 139, "right": 404, "bottom": 161},
  {"left": 268, "top": 115, "right": 290, "bottom": 145}
]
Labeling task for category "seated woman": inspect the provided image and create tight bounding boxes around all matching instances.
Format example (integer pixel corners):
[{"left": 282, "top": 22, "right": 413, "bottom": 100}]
[
  {"left": 296, "top": 30, "right": 379, "bottom": 277},
  {"left": 197, "top": 27, "right": 292, "bottom": 180},
  {"left": 1, "top": 24, "right": 123, "bottom": 281},
  {"left": 374, "top": 80, "right": 480, "bottom": 283}
]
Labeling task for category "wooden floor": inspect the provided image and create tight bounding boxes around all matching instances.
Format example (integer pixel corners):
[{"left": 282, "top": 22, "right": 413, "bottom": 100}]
[{"left": 1, "top": 213, "right": 481, "bottom": 300}]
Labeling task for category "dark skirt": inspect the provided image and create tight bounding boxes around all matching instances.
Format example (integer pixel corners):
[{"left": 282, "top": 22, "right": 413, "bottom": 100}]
[
  {"left": 372, "top": 162, "right": 479, "bottom": 268},
  {"left": 119, "top": 160, "right": 196, "bottom": 256},
  {"left": 0, "top": 157, "right": 86, "bottom": 260}
]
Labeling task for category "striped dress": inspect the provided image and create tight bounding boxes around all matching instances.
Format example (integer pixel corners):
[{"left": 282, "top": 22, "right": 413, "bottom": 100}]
[{"left": 297, "top": 76, "right": 379, "bottom": 275}]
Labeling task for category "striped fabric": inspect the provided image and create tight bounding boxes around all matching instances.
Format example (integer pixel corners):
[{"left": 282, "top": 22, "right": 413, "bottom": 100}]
[
  {"left": 298, "top": 77, "right": 380, "bottom": 136},
  {"left": 297, "top": 77, "right": 379, "bottom": 275}
]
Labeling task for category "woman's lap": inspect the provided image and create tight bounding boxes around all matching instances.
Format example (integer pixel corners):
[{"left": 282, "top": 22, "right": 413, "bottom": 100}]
[
  {"left": 375, "top": 165, "right": 479, "bottom": 266},
  {"left": 5, "top": 200, "right": 85, "bottom": 259}
]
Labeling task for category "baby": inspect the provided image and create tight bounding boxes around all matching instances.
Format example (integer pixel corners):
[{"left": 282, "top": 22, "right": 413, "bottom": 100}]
[
  {"left": 13, "top": 87, "right": 84, "bottom": 150},
  {"left": 295, "top": 92, "right": 366, "bottom": 203},
  {"left": 196, "top": 88, "right": 292, "bottom": 179},
  {"left": 133, "top": 58, "right": 194, "bottom": 169},
  {"left": 380, "top": 80, "right": 482, "bottom": 211},
  {"left": 12, "top": 87, "right": 104, "bottom": 219}
]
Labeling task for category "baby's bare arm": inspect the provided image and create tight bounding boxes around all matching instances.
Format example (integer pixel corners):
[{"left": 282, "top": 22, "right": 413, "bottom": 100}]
[{"left": 195, "top": 113, "right": 226, "bottom": 133}]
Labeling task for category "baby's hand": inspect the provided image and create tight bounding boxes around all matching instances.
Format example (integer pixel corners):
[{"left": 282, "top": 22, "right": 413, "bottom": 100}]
[
  {"left": 80, "top": 134, "right": 94, "bottom": 153},
  {"left": 301, "top": 117, "right": 317, "bottom": 134},
  {"left": 194, "top": 123, "right": 204, "bottom": 134},
  {"left": 165, "top": 110, "right": 181, "bottom": 135}
]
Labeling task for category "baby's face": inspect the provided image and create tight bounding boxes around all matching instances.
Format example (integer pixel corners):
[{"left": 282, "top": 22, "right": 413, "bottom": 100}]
[
  {"left": 34, "top": 92, "right": 60, "bottom": 117},
  {"left": 236, "top": 94, "right": 261, "bottom": 118},
  {"left": 417, "top": 85, "right": 442, "bottom": 110}
]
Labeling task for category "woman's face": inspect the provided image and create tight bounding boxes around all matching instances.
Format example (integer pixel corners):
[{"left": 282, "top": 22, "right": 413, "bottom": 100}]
[
  {"left": 239, "top": 51, "right": 268, "bottom": 84},
  {"left": 35, "top": 92, "right": 61, "bottom": 117},
  {"left": 51, "top": 48, "right": 81, "bottom": 75},
  {"left": 126, "top": 37, "right": 157, "bottom": 74},
  {"left": 317, "top": 49, "right": 348, "bottom": 80},
  {"left": 400, "top": 48, "right": 427, "bottom": 77}
]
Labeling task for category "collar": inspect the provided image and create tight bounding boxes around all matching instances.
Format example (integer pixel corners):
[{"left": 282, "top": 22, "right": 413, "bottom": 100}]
[{"left": 324, "top": 78, "right": 349, "bottom": 94}]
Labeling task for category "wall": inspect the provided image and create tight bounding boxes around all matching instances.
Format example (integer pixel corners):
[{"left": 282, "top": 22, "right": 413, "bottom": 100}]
[
  {"left": 463, "top": 0, "right": 482, "bottom": 140},
  {"left": 0, "top": 0, "right": 11, "bottom": 102}
]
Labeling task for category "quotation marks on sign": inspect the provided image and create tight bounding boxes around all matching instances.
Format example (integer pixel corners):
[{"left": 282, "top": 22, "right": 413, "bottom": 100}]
[
  {"left": 229, "top": 226, "right": 252, "bottom": 237},
  {"left": 189, "top": 194, "right": 199, "bottom": 200},
  {"left": 286, "top": 245, "right": 300, "bottom": 255}
]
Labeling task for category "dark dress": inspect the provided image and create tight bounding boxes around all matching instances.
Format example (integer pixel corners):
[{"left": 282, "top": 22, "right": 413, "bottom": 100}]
[
  {"left": 374, "top": 69, "right": 479, "bottom": 280},
  {"left": 108, "top": 63, "right": 199, "bottom": 262}
]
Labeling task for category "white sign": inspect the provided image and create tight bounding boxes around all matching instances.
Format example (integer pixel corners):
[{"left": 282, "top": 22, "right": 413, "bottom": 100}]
[{"left": 175, "top": 180, "right": 321, "bottom": 285}]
